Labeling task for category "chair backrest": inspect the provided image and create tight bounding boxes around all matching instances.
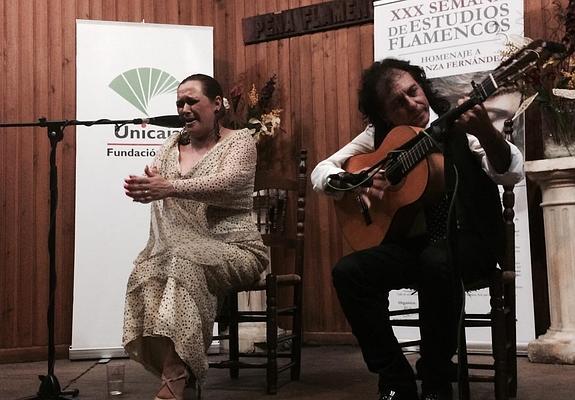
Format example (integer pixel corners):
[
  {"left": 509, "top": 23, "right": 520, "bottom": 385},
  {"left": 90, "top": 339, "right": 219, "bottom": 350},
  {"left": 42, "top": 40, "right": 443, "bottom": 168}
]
[
  {"left": 252, "top": 149, "right": 307, "bottom": 277},
  {"left": 463, "top": 119, "right": 516, "bottom": 294},
  {"left": 501, "top": 119, "right": 516, "bottom": 276}
]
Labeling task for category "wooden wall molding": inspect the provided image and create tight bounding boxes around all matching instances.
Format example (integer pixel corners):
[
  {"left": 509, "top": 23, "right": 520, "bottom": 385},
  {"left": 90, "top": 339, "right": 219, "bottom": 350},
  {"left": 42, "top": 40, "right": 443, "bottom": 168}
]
[
  {"left": 0, "top": 345, "right": 69, "bottom": 364},
  {"left": 304, "top": 332, "right": 358, "bottom": 345}
]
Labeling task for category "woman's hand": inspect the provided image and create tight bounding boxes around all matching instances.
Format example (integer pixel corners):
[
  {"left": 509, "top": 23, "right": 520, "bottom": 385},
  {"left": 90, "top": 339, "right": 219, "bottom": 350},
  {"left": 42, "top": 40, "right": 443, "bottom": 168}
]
[{"left": 124, "top": 165, "right": 175, "bottom": 203}]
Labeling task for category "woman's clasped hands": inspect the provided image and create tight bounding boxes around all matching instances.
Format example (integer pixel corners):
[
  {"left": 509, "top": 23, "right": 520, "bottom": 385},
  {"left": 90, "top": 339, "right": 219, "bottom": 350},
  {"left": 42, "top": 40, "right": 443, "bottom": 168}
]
[{"left": 124, "top": 165, "right": 175, "bottom": 203}]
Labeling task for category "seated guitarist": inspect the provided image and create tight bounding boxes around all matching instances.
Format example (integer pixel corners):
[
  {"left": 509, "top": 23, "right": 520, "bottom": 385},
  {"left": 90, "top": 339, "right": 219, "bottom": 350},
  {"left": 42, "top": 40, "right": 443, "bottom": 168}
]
[{"left": 310, "top": 58, "right": 524, "bottom": 400}]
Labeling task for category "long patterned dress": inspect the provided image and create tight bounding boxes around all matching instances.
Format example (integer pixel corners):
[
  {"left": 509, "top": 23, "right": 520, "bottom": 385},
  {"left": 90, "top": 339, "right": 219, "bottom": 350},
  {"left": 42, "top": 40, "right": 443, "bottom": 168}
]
[{"left": 122, "top": 129, "right": 269, "bottom": 384}]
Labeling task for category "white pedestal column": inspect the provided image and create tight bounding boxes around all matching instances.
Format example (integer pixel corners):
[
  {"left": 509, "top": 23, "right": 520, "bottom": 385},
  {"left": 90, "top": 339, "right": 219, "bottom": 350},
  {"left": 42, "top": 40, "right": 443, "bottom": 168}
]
[{"left": 525, "top": 157, "right": 575, "bottom": 364}]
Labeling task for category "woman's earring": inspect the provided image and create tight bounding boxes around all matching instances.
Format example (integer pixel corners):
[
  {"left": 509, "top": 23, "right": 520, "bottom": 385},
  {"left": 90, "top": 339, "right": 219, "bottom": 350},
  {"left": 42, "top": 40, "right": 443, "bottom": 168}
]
[
  {"left": 178, "top": 129, "right": 191, "bottom": 145},
  {"left": 213, "top": 117, "right": 221, "bottom": 141}
]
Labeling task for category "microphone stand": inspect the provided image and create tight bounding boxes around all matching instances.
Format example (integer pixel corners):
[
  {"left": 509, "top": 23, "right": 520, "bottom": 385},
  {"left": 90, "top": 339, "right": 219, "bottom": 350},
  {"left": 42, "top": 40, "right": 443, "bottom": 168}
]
[{"left": 0, "top": 116, "right": 165, "bottom": 400}]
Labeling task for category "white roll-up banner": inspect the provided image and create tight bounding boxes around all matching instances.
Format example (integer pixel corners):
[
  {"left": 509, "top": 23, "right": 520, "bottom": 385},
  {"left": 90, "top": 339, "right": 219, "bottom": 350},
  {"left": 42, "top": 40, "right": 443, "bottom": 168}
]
[
  {"left": 373, "top": 0, "right": 535, "bottom": 350},
  {"left": 72, "top": 20, "right": 213, "bottom": 359}
]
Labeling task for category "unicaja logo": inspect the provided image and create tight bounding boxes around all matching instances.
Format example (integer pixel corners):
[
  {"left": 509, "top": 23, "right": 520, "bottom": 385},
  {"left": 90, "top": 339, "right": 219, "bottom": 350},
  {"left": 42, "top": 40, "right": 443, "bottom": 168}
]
[{"left": 109, "top": 67, "right": 179, "bottom": 115}]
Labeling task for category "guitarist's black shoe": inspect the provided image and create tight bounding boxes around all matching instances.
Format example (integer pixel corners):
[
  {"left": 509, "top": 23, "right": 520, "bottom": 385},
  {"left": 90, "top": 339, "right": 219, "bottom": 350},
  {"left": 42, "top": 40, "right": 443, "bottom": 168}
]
[
  {"left": 421, "top": 390, "right": 453, "bottom": 400},
  {"left": 421, "top": 383, "right": 453, "bottom": 400},
  {"left": 378, "top": 388, "right": 419, "bottom": 400}
]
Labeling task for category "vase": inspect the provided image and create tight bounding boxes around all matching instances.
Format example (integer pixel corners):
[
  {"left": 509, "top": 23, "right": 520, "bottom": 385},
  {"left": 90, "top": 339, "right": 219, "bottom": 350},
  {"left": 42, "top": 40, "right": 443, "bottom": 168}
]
[{"left": 541, "top": 101, "right": 575, "bottom": 158}]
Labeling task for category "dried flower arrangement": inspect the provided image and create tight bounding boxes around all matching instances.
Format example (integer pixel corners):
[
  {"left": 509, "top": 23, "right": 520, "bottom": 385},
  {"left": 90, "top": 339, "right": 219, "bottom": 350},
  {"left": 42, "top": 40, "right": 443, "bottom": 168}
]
[
  {"left": 226, "top": 74, "right": 283, "bottom": 144},
  {"left": 502, "top": 0, "right": 575, "bottom": 157}
]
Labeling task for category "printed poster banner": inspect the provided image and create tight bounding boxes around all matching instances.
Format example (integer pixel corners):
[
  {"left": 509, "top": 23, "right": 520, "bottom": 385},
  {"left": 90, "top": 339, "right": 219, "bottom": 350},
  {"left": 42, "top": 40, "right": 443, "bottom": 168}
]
[
  {"left": 72, "top": 20, "right": 213, "bottom": 359},
  {"left": 374, "top": 0, "right": 524, "bottom": 78},
  {"left": 374, "top": 0, "right": 535, "bottom": 349}
]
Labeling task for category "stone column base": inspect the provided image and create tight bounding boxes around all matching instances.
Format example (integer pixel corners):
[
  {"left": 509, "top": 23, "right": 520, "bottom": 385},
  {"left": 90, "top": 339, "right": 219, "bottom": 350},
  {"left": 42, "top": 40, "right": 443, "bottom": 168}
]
[{"left": 528, "top": 330, "right": 575, "bottom": 364}]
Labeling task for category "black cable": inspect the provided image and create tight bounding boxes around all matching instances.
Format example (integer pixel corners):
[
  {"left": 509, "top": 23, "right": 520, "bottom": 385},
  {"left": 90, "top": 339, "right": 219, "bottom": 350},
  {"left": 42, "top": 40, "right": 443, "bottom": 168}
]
[
  {"left": 325, "top": 168, "right": 381, "bottom": 192},
  {"left": 12, "top": 361, "right": 98, "bottom": 400},
  {"left": 61, "top": 361, "right": 100, "bottom": 391},
  {"left": 445, "top": 164, "right": 469, "bottom": 391}
]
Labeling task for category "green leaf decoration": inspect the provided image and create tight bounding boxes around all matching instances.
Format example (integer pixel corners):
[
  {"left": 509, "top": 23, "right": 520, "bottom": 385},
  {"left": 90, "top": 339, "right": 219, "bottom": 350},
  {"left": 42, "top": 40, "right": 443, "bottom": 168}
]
[{"left": 109, "top": 67, "right": 179, "bottom": 115}]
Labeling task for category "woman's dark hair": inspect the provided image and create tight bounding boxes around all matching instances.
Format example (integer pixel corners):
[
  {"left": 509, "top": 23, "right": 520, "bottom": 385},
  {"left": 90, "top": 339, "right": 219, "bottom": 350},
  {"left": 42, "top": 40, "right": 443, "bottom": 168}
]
[
  {"left": 179, "top": 74, "right": 226, "bottom": 118},
  {"left": 358, "top": 58, "right": 450, "bottom": 144}
]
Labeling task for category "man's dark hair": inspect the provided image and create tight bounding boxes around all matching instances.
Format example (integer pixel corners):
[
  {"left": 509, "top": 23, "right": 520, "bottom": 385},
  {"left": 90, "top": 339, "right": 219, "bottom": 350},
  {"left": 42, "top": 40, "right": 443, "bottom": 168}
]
[{"left": 358, "top": 58, "right": 450, "bottom": 145}]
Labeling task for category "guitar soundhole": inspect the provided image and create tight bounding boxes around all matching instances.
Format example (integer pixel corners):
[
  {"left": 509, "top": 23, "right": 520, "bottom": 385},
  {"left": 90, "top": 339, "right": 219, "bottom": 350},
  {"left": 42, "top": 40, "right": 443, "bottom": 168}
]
[{"left": 386, "top": 177, "right": 406, "bottom": 192}]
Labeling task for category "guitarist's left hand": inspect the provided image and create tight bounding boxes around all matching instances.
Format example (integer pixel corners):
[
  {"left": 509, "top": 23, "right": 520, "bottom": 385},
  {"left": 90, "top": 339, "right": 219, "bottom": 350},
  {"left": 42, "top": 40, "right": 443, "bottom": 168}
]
[
  {"left": 453, "top": 97, "right": 497, "bottom": 139},
  {"left": 453, "top": 97, "right": 511, "bottom": 173}
]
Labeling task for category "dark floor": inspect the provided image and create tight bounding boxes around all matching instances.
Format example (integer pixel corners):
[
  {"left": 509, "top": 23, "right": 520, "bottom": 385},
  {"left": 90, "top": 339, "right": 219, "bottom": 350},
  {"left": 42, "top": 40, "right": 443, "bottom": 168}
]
[{"left": 1, "top": 346, "right": 574, "bottom": 400}]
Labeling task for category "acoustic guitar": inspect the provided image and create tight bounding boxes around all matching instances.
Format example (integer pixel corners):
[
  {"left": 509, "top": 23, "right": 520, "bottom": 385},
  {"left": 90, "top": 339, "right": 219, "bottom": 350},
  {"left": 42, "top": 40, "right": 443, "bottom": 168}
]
[{"left": 333, "top": 40, "right": 566, "bottom": 251}]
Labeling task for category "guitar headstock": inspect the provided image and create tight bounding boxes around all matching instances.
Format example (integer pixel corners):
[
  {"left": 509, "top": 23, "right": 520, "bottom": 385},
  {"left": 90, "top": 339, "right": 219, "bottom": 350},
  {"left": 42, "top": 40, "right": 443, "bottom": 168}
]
[
  {"left": 432, "top": 40, "right": 568, "bottom": 137},
  {"left": 492, "top": 39, "right": 567, "bottom": 89},
  {"left": 468, "top": 40, "right": 567, "bottom": 102}
]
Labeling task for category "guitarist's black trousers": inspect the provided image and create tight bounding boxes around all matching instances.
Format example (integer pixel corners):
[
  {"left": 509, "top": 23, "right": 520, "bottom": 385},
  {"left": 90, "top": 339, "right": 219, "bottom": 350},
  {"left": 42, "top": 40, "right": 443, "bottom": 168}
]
[{"left": 332, "top": 234, "right": 462, "bottom": 395}]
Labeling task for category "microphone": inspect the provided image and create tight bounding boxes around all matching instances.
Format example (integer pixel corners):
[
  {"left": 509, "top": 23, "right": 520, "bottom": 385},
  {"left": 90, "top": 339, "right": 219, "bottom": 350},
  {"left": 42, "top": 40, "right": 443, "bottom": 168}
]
[
  {"left": 327, "top": 171, "right": 372, "bottom": 190},
  {"left": 137, "top": 115, "right": 184, "bottom": 128}
]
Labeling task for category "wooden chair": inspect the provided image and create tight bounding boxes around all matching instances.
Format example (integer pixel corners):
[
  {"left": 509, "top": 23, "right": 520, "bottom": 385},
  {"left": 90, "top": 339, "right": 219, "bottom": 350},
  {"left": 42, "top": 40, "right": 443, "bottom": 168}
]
[
  {"left": 389, "top": 120, "right": 518, "bottom": 400},
  {"left": 456, "top": 119, "right": 518, "bottom": 400},
  {"left": 210, "top": 149, "right": 308, "bottom": 394}
]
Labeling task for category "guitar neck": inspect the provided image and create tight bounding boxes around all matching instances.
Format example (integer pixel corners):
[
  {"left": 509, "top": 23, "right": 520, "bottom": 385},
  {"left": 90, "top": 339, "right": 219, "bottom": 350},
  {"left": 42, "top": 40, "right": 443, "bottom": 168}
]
[
  {"left": 383, "top": 39, "right": 567, "bottom": 185},
  {"left": 385, "top": 131, "right": 437, "bottom": 184},
  {"left": 396, "top": 133, "right": 437, "bottom": 174},
  {"left": 385, "top": 74, "right": 498, "bottom": 184},
  {"left": 433, "top": 75, "right": 498, "bottom": 131}
]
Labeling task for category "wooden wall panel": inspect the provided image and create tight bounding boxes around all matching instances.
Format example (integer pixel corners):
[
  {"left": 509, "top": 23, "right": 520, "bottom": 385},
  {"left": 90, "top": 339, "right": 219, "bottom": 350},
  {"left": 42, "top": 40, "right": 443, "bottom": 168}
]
[
  {"left": 60, "top": 0, "right": 78, "bottom": 345},
  {"left": 0, "top": 0, "right": 6, "bottom": 350},
  {"left": 32, "top": 0, "right": 50, "bottom": 347},
  {"left": 0, "top": 0, "right": 557, "bottom": 361},
  {"left": 17, "top": 0, "right": 35, "bottom": 349},
  {"left": 4, "top": 0, "right": 27, "bottom": 351}
]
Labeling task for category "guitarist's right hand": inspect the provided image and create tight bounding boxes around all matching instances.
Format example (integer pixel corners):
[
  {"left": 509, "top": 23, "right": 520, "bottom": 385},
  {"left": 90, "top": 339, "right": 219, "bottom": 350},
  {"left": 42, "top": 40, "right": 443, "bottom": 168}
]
[{"left": 359, "top": 170, "right": 387, "bottom": 208}]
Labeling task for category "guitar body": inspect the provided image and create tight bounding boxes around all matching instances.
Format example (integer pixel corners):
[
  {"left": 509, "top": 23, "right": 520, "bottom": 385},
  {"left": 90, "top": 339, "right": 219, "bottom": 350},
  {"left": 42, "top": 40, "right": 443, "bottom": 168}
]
[{"left": 334, "top": 125, "right": 445, "bottom": 250}]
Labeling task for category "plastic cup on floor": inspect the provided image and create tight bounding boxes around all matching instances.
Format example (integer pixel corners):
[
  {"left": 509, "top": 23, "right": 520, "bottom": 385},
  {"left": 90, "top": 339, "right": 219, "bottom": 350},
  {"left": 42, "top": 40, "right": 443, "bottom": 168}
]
[{"left": 106, "top": 363, "right": 125, "bottom": 397}]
